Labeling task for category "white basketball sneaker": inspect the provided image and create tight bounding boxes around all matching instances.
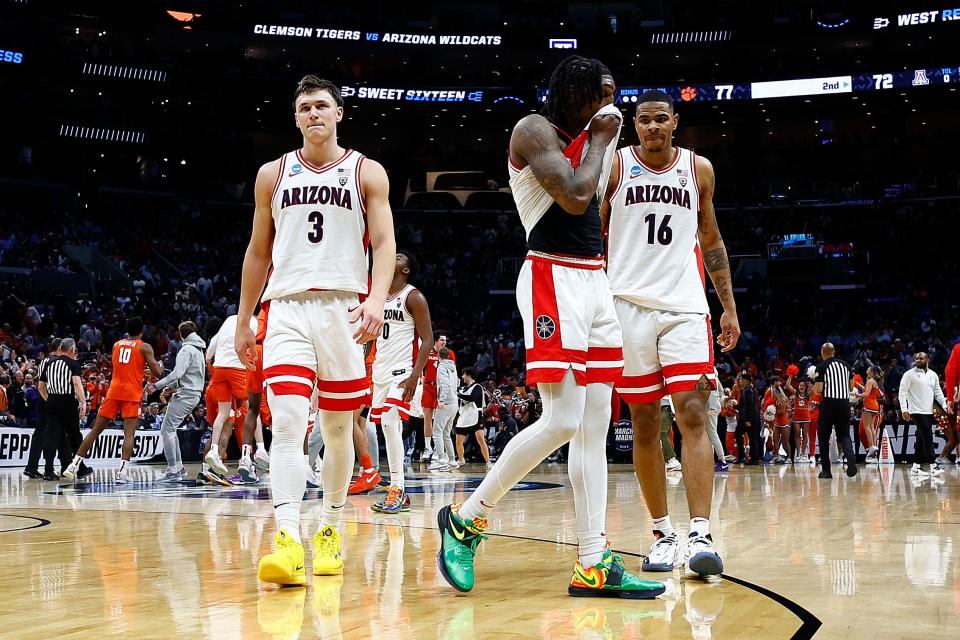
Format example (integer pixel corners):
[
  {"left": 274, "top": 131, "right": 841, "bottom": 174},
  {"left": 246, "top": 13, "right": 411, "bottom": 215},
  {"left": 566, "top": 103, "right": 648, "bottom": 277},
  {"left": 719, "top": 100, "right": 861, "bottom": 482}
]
[
  {"left": 204, "top": 450, "right": 229, "bottom": 476},
  {"left": 642, "top": 531, "right": 680, "bottom": 572},
  {"left": 665, "top": 457, "right": 682, "bottom": 472},
  {"left": 686, "top": 532, "right": 723, "bottom": 577},
  {"left": 254, "top": 447, "right": 270, "bottom": 471}
]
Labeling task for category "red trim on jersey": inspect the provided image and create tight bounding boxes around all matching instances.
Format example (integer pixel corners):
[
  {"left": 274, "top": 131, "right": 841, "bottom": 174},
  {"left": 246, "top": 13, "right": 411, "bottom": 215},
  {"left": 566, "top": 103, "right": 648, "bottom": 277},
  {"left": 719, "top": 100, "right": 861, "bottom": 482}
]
[
  {"left": 508, "top": 156, "right": 524, "bottom": 171},
  {"left": 586, "top": 366, "right": 624, "bottom": 384},
  {"left": 694, "top": 244, "right": 706, "bottom": 289},
  {"left": 316, "top": 377, "right": 369, "bottom": 393},
  {"left": 264, "top": 364, "right": 317, "bottom": 382},
  {"left": 526, "top": 257, "right": 575, "bottom": 384},
  {"left": 295, "top": 148, "right": 353, "bottom": 174},
  {"left": 550, "top": 122, "right": 575, "bottom": 143},
  {"left": 661, "top": 362, "right": 715, "bottom": 378},
  {"left": 356, "top": 155, "right": 367, "bottom": 215},
  {"left": 525, "top": 253, "right": 604, "bottom": 271},
  {"left": 411, "top": 326, "right": 420, "bottom": 370},
  {"left": 619, "top": 371, "right": 665, "bottom": 387},
  {"left": 608, "top": 149, "right": 624, "bottom": 204},
  {"left": 563, "top": 131, "right": 589, "bottom": 169},
  {"left": 705, "top": 315, "right": 715, "bottom": 369},
  {"left": 630, "top": 145, "right": 681, "bottom": 175},
  {"left": 690, "top": 150, "right": 701, "bottom": 206},
  {"left": 385, "top": 397, "right": 411, "bottom": 411},
  {"left": 665, "top": 378, "right": 715, "bottom": 394},
  {"left": 619, "top": 388, "right": 667, "bottom": 404},
  {"left": 272, "top": 154, "right": 287, "bottom": 201},
  {"left": 268, "top": 381, "right": 313, "bottom": 398},
  {"left": 586, "top": 346, "right": 623, "bottom": 362}
]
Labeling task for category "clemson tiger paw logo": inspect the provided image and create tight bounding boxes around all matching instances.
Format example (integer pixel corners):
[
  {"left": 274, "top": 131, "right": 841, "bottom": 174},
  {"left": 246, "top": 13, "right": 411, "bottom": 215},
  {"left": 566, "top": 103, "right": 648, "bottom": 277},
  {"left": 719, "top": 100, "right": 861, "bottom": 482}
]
[{"left": 536, "top": 315, "right": 556, "bottom": 340}]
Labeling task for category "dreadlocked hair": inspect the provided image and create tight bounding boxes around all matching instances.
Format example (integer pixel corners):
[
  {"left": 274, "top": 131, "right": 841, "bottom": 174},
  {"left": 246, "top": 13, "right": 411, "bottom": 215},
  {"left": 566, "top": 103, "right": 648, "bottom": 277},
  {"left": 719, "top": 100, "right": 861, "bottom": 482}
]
[{"left": 542, "top": 55, "right": 611, "bottom": 123}]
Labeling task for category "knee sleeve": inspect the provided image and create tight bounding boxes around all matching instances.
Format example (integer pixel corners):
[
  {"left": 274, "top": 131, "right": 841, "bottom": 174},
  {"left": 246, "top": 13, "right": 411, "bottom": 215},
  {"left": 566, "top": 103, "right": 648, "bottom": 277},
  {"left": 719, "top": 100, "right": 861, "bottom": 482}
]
[
  {"left": 317, "top": 409, "right": 354, "bottom": 527},
  {"left": 266, "top": 391, "right": 311, "bottom": 536},
  {"left": 568, "top": 383, "right": 611, "bottom": 550}
]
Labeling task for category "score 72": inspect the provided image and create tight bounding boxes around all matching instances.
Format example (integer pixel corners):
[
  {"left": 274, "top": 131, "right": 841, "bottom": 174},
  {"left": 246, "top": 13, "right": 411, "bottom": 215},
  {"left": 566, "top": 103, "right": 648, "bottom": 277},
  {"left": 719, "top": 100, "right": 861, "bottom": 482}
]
[
  {"left": 715, "top": 84, "right": 733, "bottom": 100},
  {"left": 872, "top": 74, "right": 893, "bottom": 90}
]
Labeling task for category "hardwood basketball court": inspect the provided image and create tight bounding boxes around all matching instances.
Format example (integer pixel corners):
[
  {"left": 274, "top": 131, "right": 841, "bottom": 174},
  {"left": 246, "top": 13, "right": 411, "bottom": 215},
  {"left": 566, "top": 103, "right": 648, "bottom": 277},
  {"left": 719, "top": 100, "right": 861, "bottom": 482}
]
[{"left": 2, "top": 462, "right": 957, "bottom": 638}]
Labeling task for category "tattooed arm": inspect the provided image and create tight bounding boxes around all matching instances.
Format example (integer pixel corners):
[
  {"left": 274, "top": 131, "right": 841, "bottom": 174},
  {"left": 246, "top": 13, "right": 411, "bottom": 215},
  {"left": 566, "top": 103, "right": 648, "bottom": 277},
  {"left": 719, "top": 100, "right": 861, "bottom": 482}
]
[
  {"left": 509, "top": 113, "right": 620, "bottom": 215},
  {"left": 696, "top": 154, "right": 740, "bottom": 352}
]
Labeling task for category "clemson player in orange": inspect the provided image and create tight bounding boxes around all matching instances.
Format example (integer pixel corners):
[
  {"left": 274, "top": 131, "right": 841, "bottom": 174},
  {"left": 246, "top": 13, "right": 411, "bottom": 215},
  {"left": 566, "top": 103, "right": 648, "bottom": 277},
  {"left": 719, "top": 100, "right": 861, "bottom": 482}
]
[
  {"left": 63, "top": 318, "right": 162, "bottom": 483},
  {"left": 238, "top": 305, "right": 272, "bottom": 483},
  {"left": 348, "top": 340, "right": 382, "bottom": 494}
]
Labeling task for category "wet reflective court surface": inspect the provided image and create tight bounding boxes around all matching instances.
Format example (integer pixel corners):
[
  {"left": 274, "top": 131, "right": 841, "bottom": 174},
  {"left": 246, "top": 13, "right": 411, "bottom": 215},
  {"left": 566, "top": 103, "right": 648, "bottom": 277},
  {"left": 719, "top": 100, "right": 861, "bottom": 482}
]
[{"left": 1, "top": 462, "right": 957, "bottom": 638}]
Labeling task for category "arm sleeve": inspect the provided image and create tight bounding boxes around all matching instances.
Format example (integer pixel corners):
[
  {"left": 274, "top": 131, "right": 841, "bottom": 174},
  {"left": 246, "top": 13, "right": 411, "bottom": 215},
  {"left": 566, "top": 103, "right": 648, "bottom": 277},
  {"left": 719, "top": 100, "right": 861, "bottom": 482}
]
[
  {"left": 898, "top": 373, "right": 912, "bottom": 412},
  {"left": 470, "top": 386, "right": 484, "bottom": 406},
  {"left": 932, "top": 372, "right": 947, "bottom": 409},
  {"left": 156, "top": 348, "right": 189, "bottom": 389}
]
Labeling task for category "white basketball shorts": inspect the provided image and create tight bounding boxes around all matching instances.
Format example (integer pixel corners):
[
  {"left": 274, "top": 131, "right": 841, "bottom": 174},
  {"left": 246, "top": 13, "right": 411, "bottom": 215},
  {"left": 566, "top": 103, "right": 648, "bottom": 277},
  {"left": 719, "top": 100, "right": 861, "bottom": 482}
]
[
  {"left": 613, "top": 297, "right": 716, "bottom": 404},
  {"left": 262, "top": 290, "right": 367, "bottom": 411},
  {"left": 517, "top": 252, "right": 623, "bottom": 386},
  {"left": 369, "top": 373, "right": 411, "bottom": 424}
]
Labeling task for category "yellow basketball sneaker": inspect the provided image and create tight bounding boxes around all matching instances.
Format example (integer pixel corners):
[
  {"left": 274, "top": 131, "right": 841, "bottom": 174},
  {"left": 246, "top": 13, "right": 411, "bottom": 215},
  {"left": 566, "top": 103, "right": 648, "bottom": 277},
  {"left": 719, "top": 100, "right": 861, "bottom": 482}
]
[
  {"left": 258, "top": 529, "right": 307, "bottom": 586},
  {"left": 312, "top": 525, "right": 344, "bottom": 575}
]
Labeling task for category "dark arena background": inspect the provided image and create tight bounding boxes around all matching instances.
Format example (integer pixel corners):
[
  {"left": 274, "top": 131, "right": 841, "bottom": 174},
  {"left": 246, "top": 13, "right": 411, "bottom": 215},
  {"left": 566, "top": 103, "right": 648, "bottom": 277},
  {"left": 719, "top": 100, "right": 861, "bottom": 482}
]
[{"left": 1, "top": 2, "right": 958, "bottom": 638}]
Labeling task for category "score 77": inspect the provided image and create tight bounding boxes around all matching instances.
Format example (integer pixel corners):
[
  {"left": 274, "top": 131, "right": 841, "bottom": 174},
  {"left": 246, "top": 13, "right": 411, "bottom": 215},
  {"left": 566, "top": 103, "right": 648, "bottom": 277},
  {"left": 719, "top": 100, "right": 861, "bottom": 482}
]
[{"left": 715, "top": 85, "right": 733, "bottom": 100}]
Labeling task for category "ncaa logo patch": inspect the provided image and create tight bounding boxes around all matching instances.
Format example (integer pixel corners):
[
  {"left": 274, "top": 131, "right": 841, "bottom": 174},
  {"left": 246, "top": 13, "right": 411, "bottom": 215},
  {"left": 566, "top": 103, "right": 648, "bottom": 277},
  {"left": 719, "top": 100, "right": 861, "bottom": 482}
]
[
  {"left": 630, "top": 165, "right": 642, "bottom": 178},
  {"left": 289, "top": 163, "right": 303, "bottom": 177},
  {"left": 679, "top": 177, "right": 687, "bottom": 187},
  {"left": 535, "top": 315, "right": 556, "bottom": 340},
  {"left": 339, "top": 176, "right": 349, "bottom": 186}
]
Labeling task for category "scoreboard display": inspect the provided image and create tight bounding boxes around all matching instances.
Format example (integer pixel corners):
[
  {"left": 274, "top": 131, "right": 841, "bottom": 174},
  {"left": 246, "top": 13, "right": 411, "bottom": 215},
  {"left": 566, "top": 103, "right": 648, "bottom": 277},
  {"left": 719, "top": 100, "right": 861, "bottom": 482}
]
[{"left": 610, "top": 65, "right": 957, "bottom": 104}]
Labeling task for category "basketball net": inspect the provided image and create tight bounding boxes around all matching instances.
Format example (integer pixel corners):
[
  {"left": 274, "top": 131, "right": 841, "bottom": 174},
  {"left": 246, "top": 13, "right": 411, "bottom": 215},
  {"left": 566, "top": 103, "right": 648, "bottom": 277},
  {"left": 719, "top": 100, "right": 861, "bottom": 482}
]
[{"left": 879, "top": 426, "right": 896, "bottom": 465}]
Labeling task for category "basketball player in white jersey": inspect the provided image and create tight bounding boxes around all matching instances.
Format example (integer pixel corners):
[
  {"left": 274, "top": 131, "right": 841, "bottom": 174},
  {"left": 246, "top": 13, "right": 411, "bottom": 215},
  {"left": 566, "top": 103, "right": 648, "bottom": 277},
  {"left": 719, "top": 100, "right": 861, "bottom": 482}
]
[
  {"left": 368, "top": 250, "right": 432, "bottom": 514},
  {"left": 437, "top": 56, "right": 664, "bottom": 599},
  {"left": 603, "top": 89, "right": 740, "bottom": 577},
  {"left": 204, "top": 313, "right": 256, "bottom": 477},
  {"left": 235, "top": 75, "right": 396, "bottom": 587}
]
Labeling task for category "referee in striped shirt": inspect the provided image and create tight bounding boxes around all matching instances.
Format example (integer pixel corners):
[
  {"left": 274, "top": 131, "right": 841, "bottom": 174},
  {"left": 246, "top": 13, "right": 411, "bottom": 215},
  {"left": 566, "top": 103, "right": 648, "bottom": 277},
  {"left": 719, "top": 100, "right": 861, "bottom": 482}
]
[
  {"left": 812, "top": 342, "right": 858, "bottom": 478},
  {"left": 38, "top": 338, "right": 88, "bottom": 479}
]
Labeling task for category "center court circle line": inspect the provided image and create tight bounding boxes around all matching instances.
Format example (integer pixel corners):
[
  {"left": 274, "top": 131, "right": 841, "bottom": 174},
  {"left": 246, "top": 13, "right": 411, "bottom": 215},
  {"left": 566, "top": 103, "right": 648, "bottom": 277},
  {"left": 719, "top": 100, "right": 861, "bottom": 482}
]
[
  {"left": 0, "top": 513, "right": 52, "bottom": 533},
  {"left": 10, "top": 505, "right": 822, "bottom": 638}
]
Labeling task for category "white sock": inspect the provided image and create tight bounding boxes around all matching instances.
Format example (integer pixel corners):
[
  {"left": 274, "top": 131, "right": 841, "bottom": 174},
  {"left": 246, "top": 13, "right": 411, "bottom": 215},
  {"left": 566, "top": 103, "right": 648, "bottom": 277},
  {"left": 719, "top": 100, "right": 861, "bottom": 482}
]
[
  {"left": 276, "top": 503, "right": 302, "bottom": 544},
  {"left": 381, "top": 407, "right": 405, "bottom": 491},
  {"left": 201, "top": 462, "right": 209, "bottom": 473},
  {"left": 210, "top": 443, "right": 219, "bottom": 457},
  {"left": 267, "top": 391, "right": 309, "bottom": 545},
  {"left": 241, "top": 444, "right": 252, "bottom": 458},
  {"left": 569, "top": 382, "right": 613, "bottom": 569},
  {"left": 690, "top": 517, "right": 710, "bottom": 538},
  {"left": 653, "top": 515, "right": 675, "bottom": 536},
  {"left": 460, "top": 372, "right": 584, "bottom": 523}
]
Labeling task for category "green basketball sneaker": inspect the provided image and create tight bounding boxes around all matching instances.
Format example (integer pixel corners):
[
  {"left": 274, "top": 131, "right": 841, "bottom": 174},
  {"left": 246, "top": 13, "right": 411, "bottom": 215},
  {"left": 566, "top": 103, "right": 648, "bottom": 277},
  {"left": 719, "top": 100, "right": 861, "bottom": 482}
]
[
  {"left": 436, "top": 503, "right": 488, "bottom": 592},
  {"left": 568, "top": 548, "right": 666, "bottom": 599}
]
